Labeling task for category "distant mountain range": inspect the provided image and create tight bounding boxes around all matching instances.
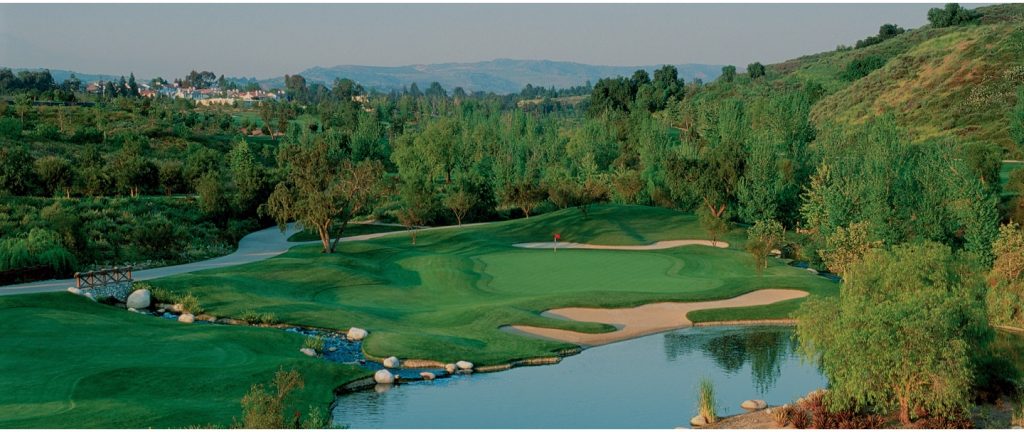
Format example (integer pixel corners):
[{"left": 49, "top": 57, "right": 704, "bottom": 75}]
[
  {"left": 6, "top": 59, "right": 724, "bottom": 95},
  {"left": 261, "top": 59, "right": 724, "bottom": 94}
]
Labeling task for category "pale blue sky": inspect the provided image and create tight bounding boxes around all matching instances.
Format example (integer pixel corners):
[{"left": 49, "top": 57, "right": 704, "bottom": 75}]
[{"left": 0, "top": 3, "right": 951, "bottom": 79}]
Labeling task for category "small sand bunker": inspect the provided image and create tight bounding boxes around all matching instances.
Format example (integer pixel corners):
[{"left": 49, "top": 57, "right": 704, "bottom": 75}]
[
  {"left": 512, "top": 239, "right": 729, "bottom": 250},
  {"left": 506, "top": 289, "right": 808, "bottom": 346}
]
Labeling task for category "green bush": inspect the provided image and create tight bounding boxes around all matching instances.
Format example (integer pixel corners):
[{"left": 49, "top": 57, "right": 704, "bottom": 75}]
[
  {"left": 179, "top": 292, "right": 203, "bottom": 315},
  {"left": 302, "top": 336, "right": 325, "bottom": 353},
  {"left": 239, "top": 309, "right": 261, "bottom": 324},
  {"left": 0, "top": 117, "right": 23, "bottom": 139},
  {"left": 259, "top": 312, "right": 279, "bottom": 325}
]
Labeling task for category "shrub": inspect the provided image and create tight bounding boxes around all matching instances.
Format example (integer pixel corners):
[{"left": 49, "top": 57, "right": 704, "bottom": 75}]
[
  {"left": 770, "top": 405, "right": 794, "bottom": 427},
  {"left": 791, "top": 408, "right": 811, "bottom": 429},
  {"left": 696, "top": 378, "right": 717, "bottom": 424},
  {"left": 146, "top": 285, "right": 181, "bottom": 305},
  {"left": 33, "top": 123, "right": 61, "bottom": 140},
  {"left": 179, "top": 292, "right": 203, "bottom": 315},
  {"left": 302, "top": 336, "right": 325, "bottom": 353},
  {"left": 236, "top": 368, "right": 305, "bottom": 429},
  {"left": 301, "top": 405, "right": 329, "bottom": 429},
  {"left": 259, "top": 312, "right": 279, "bottom": 325},
  {"left": 239, "top": 310, "right": 261, "bottom": 324},
  {"left": 844, "top": 55, "right": 888, "bottom": 80},
  {"left": 0, "top": 117, "right": 22, "bottom": 139},
  {"left": 927, "top": 3, "right": 981, "bottom": 28}
]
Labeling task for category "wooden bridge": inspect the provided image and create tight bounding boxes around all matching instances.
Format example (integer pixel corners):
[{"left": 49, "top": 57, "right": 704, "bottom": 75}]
[{"left": 74, "top": 266, "right": 134, "bottom": 300}]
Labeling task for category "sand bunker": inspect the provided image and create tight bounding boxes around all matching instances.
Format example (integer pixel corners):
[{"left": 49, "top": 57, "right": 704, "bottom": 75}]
[
  {"left": 512, "top": 239, "right": 729, "bottom": 250},
  {"left": 506, "top": 289, "right": 808, "bottom": 346}
]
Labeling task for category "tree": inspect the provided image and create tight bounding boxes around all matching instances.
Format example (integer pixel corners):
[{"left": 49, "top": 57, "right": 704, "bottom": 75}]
[
  {"left": 227, "top": 139, "right": 266, "bottom": 214},
  {"left": 1011, "top": 87, "right": 1024, "bottom": 157},
  {"left": 108, "top": 140, "right": 156, "bottom": 197},
  {"left": 34, "top": 156, "right": 74, "bottom": 198},
  {"left": 963, "top": 141, "right": 1002, "bottom": 192},
  {"left": 397, "top": 175, "right": 438, "bottom": 245},
  {"left": 927, "top": 3, "right": 981, "bottom": 28},
  {"left": 795, "top": 242, "right": 991, "bottom": 425},
  {"left": 698, "top": 205, "right": 729, "bottom": 246},
  {"left": 720, "top": 65, "right": 737, "bottom": 83},
  {"left": 818, "top": 221, "right": 880, "bottom": 277},
  {"left": 261, "top": 133, "right": 388, "bottom": 253},
  {"left": 0, "top": 145, "right": 36, "bottom": 196},
  {"left": 156, "top": 160, "right": 185, "bottom": 196},
  {"left": 745, "top": 219, "right": 784, "bottom": 272},
  {"left": 747, "top": 62, "right": 766, "bottom": 79},
  {"left": 987, "top": 223, "right": 1024, "bottom": 328},
  {"left": 236, "top": 368, "right": 312, "bottom": 429},
  {"left": 195, "top": 170, "right": 227, "bottom": 217},
  {"left": 443, "top": 185, "right": 478, "bottom": 226}
]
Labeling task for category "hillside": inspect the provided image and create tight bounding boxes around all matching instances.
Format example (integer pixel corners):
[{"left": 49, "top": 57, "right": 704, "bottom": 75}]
[
  {"left": 262, "top": 59, "right": 724, "bottom": 94},
  {"left": 769, "top": 3, "right": 1024, "bottom": 152}
]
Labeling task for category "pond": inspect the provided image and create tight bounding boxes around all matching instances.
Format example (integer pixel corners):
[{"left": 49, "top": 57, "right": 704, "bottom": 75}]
[{"left": 332, "top": 325, "right": 827, "bottom": 428}]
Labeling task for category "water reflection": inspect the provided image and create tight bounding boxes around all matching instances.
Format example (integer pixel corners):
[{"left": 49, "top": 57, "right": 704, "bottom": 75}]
[
  {"left": 664, "top": 326, "right": 795, "bottom": 393},
  {"left": 333, "top": 326, "right": 825, "bottom": 428}
]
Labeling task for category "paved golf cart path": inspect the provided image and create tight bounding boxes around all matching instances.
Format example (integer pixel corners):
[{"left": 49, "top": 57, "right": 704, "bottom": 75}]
[
  {"left": 0, "top": 222, "right": 484, "bottom": 296},
  {"left": 506, "top": 289, "right": 809, "bottom": 346},
  {"left": 513, "top": 239, "right": 729, "bottom": 250}
]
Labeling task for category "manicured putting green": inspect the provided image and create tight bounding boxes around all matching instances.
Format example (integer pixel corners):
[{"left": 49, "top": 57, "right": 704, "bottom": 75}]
[
  {"left": 0, "top": 292, "right": 368, "bottom": 428},
  {"left": 154, "top": 205, "right": 837, "bottom": 366}
]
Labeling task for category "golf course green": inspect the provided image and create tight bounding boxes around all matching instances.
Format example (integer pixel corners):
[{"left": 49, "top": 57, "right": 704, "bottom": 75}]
[
  {"left": 153, "top": 205, "right": 837, "bottom": 365},
  {"left": 0, "top": 293, "right": 368, "bottom": 428}
]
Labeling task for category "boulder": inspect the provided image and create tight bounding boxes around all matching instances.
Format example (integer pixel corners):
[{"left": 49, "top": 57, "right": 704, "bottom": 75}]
[
  {"left": 300, "top": 348, "right": 317, "bottom": 357},
  {"left": 456, "top": 360, "right": 474, "bottom": 371},
  {"left": 67, "top": 287, "right": 81, "bottom": 295},
  {"left": 169, "top": 303, "right": 184, "bottom": 313},
  {"left": 127, "top": 307, "right": 138, "bottom": 313},
  {"left": 806, "top": 268, "right": 819, "bottom": 275},
  {"left": 83, "top": 292, "right": 96, "bottom": 301},
  {"left": 741, "top": 399, "right": 767, "bottom": 410},
  {"left": 445, "top": 363, "right": 458, "bottom": 373},
  {"left": 347, "top": 327, "right": 368, "bottom": 341},
  {"left": 383, "top": 356, "right": 400, "bottom": 368},
  {"left": 178, "top": 313, "right": 195, "bottom": 324},
  {"left": 373, "top": 369, "right": 395, "bottom": 384},
  {"left": 126, "top": 289, "right": 151, "bottom": 309},
  {"left": 690, "top": 415, "right": 708, "bottom": 427},
  {"left": 419, "top": 372, "right": 436, "bottom": 380},
  {"left": 328, "top": 346, "right": 338, "bottom": 352}
]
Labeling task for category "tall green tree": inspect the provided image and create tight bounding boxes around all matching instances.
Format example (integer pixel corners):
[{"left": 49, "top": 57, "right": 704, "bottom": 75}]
[{"left": 795, "top": 242, "right": 991, "bottom": 425}]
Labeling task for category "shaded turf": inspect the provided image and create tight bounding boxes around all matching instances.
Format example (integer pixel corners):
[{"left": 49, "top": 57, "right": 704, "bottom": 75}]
[
  {"left": 287, "top": 223, "right": 406, "bottom": 242},
  {"left": 154, "top": 204, "right": 837, "bottom": 366},
  {"left": 0, "top": 292, "right": 369, "bottom": 428}
]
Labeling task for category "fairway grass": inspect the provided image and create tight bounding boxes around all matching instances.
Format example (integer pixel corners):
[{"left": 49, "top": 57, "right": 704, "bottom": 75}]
[
  {"left": 154, "top": 205, "right": 838, "bottom": 366},
  {"left": 0, "top": 293, "right": 369, "bottom": 428}
]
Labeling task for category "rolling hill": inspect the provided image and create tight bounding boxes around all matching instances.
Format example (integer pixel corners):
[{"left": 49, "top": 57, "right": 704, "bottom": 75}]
[{"left": 261, "top": 59, "right": 724, "bottom": 94}]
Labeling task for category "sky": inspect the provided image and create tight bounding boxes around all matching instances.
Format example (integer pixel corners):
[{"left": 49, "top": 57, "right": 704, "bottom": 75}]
[{"left": 0, "top": 3, "right": 948, "bottom": 80}]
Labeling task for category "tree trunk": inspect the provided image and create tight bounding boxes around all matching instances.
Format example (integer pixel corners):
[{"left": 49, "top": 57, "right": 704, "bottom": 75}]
[
  {"left": 317, "top": 222, "right": 332, "bottom": 253},
  {"left": 411, "top": 231, "right": 417, "bottom": 245},
  {"left": 329, "top": 220, "right": 349, "bottom": 252},
  {"left": 898, "top": 397, "right": 911, "bottom": 426}
]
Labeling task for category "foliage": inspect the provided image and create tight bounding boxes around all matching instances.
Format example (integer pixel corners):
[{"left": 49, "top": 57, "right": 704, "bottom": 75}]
[
  {"left": 1012, "top": 87, "right": 1024, "bottom": 156},
  {"left": 843, "top": 55, "right": 887, "bottom": 80},
  {"left": 696, "top": 378, "right": 717, "bottom": 424},
  {"left": 854, "top": 24, "right": 905, "bottom": 49},
  {"left": 179, "top": 292, "right": 204, "bottom": 315},
  {"left": 302, "top": 336, "right": 325, "bottom": 353},
  {"left": 747, "top": 62, "right": 766, "bottom": 79},
  {"left": 236, "top": 368, "right": 306, "bottom": 429},
  {"left": 818, "top": 221, "right": 880, "bottom": 276},
  {"left": 928, "top": 3, "right": 982, "bottom": 28},
  {"left": 745, "top": 219, "right": 784, "bottom": 272},
  {"left": 795, "top": 242, "right": 991, "bottom": 425},
  {"left": 987, "top": 223, "right": 1024, "bottom": 328}
]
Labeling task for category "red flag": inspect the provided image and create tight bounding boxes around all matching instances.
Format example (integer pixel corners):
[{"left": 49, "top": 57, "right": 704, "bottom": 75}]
[{"left": 554, "top": 233, "right": 561, "bottom": 241}]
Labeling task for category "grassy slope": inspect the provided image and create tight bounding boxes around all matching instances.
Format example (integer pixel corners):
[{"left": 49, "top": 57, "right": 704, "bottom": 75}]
[
  {"left": 0, "top": 293, "right": 369, "bottom": 428},
  {"left": 768, "top": 4, "right": 1024, "bottom": 152},
  {"left": 153, "top": 205, "right": 837, "bottom": 366},
  {"left": 287, "top": 223, "right": 406, "bottom": 242}
]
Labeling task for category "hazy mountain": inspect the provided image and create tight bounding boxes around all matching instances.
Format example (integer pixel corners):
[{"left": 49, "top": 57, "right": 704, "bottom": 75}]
[{"left": 263, "top": 59, "right": 724, "bottom": 94}]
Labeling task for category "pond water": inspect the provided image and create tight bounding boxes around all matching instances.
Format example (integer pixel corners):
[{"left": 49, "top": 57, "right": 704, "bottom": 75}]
[{"left": 332, "top": 326, "right": 827, "bottom": 428}]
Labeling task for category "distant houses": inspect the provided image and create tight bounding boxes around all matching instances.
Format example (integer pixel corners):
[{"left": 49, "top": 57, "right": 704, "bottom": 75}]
[{"left": 84, "top": 80, "right": 284, "bottom": 105}]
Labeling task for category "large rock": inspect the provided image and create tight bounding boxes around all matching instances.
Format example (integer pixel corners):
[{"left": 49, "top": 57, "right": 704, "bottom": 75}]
[
  {"left": 178, "top": 313, "right": 195, "bottom": 324},
  {"left": 383, "top": 356, "right": 400, "bottom": 368},
  {"left": 456, "top": 360, "right": 474, "bottom": 371},
  {"left": 419, "top": 372, "right": 436, "bottom": 380},
  {"left": 445, "top": 363, "right": 458, "bottom": 373},
  {"left": 83, "top": 292, "right": 96, "bottom": 301},
  {"left": 67, "top": 287, "right": 81, "bottom": 295},
  {"left": 690, "top": 415, "right": 708, "bottom": 427},
  {"left": 347, "top": 327, "right": 368, "bottom": 341},
  {"left": 126, "top": 289, "right": 151, "bottom": 309},
  {"left": 373, "top": 369, "right": 395, "bottom": 384},
  {"left": 741, "top": 399, "right": 767, "bottom": 410},
  {"left": 300, "top": 348, "right": 317, "bottom": 357}
]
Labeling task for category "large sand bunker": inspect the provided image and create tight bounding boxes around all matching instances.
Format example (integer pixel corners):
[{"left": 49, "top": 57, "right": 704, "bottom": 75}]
[
  {"left": 512, "top": 239, "right": 729, "bottom": 250},
  {"left": 506, "top": 289, "right": 808, "bottom": 346}
]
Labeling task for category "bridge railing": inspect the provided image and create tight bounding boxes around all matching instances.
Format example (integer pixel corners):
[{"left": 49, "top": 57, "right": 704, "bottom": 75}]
[{"left": 74, "top": 266, "right": 134, "bottom": 300}]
